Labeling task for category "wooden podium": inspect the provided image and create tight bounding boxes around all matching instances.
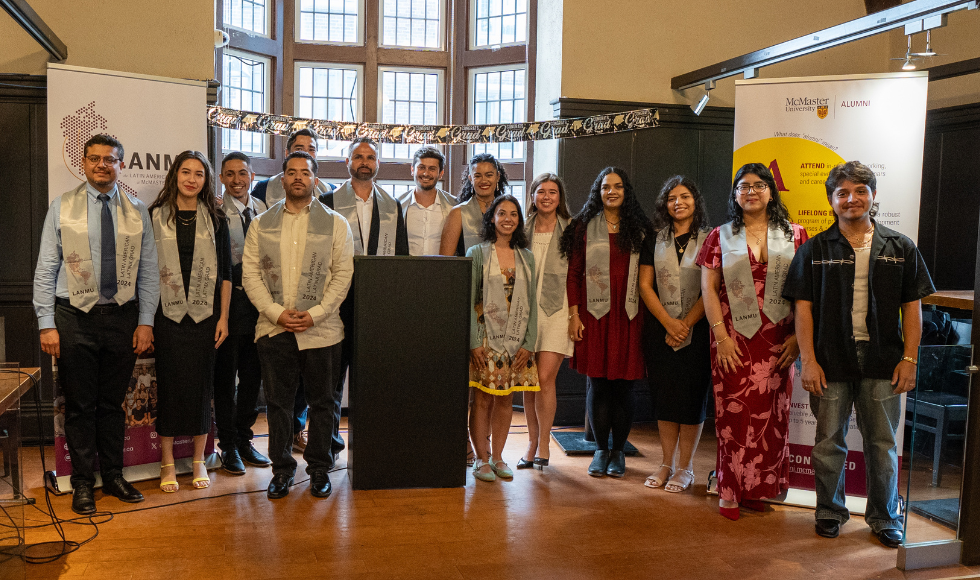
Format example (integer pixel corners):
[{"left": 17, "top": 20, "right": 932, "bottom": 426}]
[{"left": 348, "top": 256, "right": 471, "bottom": 490}]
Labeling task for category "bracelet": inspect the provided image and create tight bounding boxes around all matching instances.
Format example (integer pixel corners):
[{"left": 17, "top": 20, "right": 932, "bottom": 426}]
[
  {"left": 568, "top": 313, "right": 579, "bottom": 320},
  {"left": 715, "top": 337, "right": 731, "bottom": 347},
  {"left": 710, "top": 320, "right": 724, "bottom": 329},
  {"left": 902, "top": 356, "right": 918, "bottom": 365}
]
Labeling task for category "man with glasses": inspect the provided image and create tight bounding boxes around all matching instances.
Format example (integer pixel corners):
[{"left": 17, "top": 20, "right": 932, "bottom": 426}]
[
  {"left": 398, "top": 147, "right": 457, "bottom": 256},
  {"left": 34, "top": 134, "right": 159, "bottom": 515},
  {"left": 783, "top": 161, "right": 935, "bottom": 548},
  {"left": 252, "top": 128, "right": 335, "bottom": 454},
  {"left": 214, "top": 152, "right": 271, "bottom": 475}
]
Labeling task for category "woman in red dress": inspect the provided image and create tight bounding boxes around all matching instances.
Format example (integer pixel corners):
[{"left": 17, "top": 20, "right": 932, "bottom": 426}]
[
  {"left": 696, "top": 163, "right": 808, "bottom": 520},
  {"left": 561, "top": 167, "right": 652, "bottom": 478}
]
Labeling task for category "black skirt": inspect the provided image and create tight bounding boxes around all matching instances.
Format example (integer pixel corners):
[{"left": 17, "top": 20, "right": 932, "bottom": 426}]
[
  {"left": 153, "top": 307, "right": 217, "bottom": 437},
  {"left": 642, "top": 313, "right": 712, "bottom": 425}
]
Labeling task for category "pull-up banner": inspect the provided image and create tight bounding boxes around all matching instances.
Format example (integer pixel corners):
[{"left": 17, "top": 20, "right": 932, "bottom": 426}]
[
  {"left": 207, "top": 105, "right": 659, "bottom": 143},
  {"left": 46, "top": 64, "right": 214, "bottom": 492},
  {"left": 733, "top": 72, "right": 928, "bottom": 505}
]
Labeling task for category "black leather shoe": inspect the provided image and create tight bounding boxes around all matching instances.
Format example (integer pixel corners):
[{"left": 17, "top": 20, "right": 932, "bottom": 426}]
[
  {"left": 606, "top": 450, "right": 626, "bottom": 478},
  {"left": 588, "top": 450, "right": 610, "bottom": 477},
  {"left": 815, "top": 519, "right": 840, "bottom": 538},
  {"left": 221, "top": 449, "right": 246, "bottom": 475},
  {"left": 516, "top": 458, "right": 535, "bottom": 469},
  {"left": 310, "top": 470, "right": 332, "bottom": 498},
  {"left": 267, "top": 474, "right": 294, "bottom": 499},
  {"left": 876, "top": 528, "right": 903, "bottom": 548},
  {"left": 101, "top": 476, "right": 144, "bottom": 503},
  {"left": 239, "top": 442, "right": 272, "bottom": 467},
  {"left": 71, "top": 484, "right": 96, "bottom": 515}
]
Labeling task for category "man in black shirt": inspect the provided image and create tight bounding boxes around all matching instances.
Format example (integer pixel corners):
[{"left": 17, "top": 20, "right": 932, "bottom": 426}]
[{"left": 783, "top": 161, "right": 934, "bottom": 548}]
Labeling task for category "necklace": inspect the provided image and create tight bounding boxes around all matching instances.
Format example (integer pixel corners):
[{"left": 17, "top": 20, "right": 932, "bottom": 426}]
[
  {"left": 605, "top": 215, "right": 621, "bottom": 232},
  {"left": 843, "top": 223, "right": 874, "bottom": 249},
  {"left": 176, "top": 211, "right": 197, "bottom": 226},
  {"left": 674, "top": 232, "right": 691, "bottom": 254},
  {"left": 745, "top": 225, "right": 767, "bottom": 246}
]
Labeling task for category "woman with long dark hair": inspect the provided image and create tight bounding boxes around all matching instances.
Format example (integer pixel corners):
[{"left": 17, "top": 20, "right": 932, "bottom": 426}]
[
  {"left": 519, "top": 173, "right": 573, "bottom": 470},
  {"left": 695, "top": 163, "right": 808, "bottom": 519},
  {"left": 467, "top": 194, "right": 539, "bottom": 482},
  {"left": 439, "top": 153, "right": 508, "bottom": 256},
  {"left": 148, "top": 150, "right": 232, "bottom": 492},
  {"left": 639, "top": 176, "right": 711, "bottom": 493},
  {"left": 561, "top": 167, "right": 652, "bottom": 478}
]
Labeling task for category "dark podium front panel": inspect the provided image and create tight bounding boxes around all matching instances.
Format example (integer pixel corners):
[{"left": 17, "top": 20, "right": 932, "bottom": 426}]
[{"left": 349, "top": 256, "right": 471, "bottom": 490}]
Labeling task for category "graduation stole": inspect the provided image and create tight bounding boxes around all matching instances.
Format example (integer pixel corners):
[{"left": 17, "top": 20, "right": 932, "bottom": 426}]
[
  {"left": 60, "top": 183, "right": 142, "bottom": 311},
  {"left": 584, "top": 214, "right": 640, "bottom": 321},
  {"left": 152, "top": 204, "right": 217, "bottom": 323},
  {"left": 526, "top": 213, "right": 568, "bottom": 317},
  {"left": 653, "top": 228, "right": 707, "bottom": 350}
]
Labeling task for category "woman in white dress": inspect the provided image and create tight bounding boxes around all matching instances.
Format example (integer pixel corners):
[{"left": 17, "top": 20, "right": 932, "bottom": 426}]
[{"left": 519, "top": 174, "right": 574, "bottom": 470}]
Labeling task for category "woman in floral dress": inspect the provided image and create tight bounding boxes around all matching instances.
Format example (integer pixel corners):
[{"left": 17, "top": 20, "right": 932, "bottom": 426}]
[{"left": 696, "top": 163, "right": 808, "bottom": 520}]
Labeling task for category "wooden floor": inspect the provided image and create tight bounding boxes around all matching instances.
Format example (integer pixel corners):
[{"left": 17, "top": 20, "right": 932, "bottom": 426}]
[{"left": 3, "top": 415, "right": 980, "bottom": 580}]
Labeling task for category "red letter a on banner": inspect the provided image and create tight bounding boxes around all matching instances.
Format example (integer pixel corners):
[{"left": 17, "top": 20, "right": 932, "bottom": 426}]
[{"left": 768, "top": 159, "right": 790, "bottom": 192}]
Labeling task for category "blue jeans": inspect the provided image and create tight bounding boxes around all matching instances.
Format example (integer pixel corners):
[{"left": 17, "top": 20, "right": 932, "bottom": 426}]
[{"left": 809, "top": 342, "right": 903, "bottom": 533}]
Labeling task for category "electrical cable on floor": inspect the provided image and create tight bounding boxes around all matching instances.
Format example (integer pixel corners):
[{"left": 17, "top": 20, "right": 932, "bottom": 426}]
[{"left": 1, "top": 367, "right": 587, "bottom": 563}]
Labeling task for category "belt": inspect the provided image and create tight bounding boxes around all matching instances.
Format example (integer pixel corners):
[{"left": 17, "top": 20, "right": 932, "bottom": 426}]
[{"left": 56, "top": 297, "right": 138, "bottom": 315}]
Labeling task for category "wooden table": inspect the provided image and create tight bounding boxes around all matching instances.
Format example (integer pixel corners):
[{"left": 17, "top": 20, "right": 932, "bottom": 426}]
[
  {"left": 0, "top": 367, "right": 40, "bottom": 415},
  {"left": 922, "top": 291, "right": 974, "bottom": 311},
  {"left": 0, "top": 367, "right": 40, "bottom": 499}
]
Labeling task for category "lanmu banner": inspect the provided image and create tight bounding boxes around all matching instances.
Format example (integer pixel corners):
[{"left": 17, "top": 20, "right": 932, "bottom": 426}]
[
  {"left": 47, "top": 64, "right": 208, "bottom": 205},
  {"left": 733, "top": 72, "right": 928, "bottom": 500},
  {"left": 46, "top": 64, "right": 213, "bottom": 490}
]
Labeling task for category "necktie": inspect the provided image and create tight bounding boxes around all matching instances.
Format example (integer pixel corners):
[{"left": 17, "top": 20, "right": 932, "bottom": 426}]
[
  {"left": 98, "top": 193, "right": 118, "bottom": 301},
  {"left": 242, "top": 207, "right": 253, "bottom": 234}
]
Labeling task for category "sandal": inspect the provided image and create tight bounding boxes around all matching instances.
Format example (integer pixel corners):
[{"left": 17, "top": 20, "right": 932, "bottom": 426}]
[
  {"left": 664, "top": 469, "right": 695, "bottom": 493},
  {"left": 191, "top": 460, "right": 210, "bottom": 490},
  {"left": 644, "top": 464, "right": 673, "bottom": 489},
  {"left": 160, "top": 463, "right": 178, "bottom": 493}
]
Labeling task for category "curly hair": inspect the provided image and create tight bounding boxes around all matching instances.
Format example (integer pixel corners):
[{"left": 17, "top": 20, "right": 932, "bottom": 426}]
[
  {"left": 559, "top": 167, "right": 653, "bottom": 258},
  {"left": 651, "top": 175, "right": 709, "bottom": 241},
  {"left": 148, "top": 150, "right": 224, "bottom": 224},
  {"left": 480, "top": 195, "right": 528, "bottom": 249},
  {"left": 728, "top": 163, "right": 793, "bottom": 239},
  {"left": 459, "top": 153, "right": 508, "bottom": 202}
]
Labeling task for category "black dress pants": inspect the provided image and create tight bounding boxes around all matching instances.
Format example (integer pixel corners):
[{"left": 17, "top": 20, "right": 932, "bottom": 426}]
[
  {"left": 213, "top": 332, "right": 262, "bottom": 451},
  {"left": 257, "top": 333, "right": 341, "bottom": 476},
  {"left": 55, "top": 299, "right": 138, "bottom": 488}
]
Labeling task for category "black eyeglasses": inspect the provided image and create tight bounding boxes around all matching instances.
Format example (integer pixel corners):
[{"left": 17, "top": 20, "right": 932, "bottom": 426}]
[
  {"left": 735, "top": 183, "right": 769, "bottom": 194},
  {"left": 85, "top": 155, "right": 120, "bottom": 166}
]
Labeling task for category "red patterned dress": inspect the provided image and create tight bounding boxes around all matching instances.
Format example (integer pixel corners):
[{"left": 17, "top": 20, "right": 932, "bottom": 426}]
[{"left": 695, "top": 223, "right": 808, "bottom": 503}]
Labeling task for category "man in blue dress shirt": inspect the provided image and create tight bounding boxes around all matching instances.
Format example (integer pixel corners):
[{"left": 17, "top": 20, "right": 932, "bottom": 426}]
[{"left": 34, "top": 134, "right": 159, "bottom": 515}]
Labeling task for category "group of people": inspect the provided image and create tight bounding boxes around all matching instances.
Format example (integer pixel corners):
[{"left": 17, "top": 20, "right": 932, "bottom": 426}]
[{"left": 34, "top": 129, "right": 933, "bottom": 549}]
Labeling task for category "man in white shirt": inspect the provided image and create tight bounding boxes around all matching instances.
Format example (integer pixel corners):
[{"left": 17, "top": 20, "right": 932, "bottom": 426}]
[
  {"left": 214, "top": 152, "right": 272, "bottom": 475},
  {"left": 242, "top": 151, "right": 354, "bottom": 500},
  {"left": 397, "top": 147, "right": 457, "bottom": 256}
]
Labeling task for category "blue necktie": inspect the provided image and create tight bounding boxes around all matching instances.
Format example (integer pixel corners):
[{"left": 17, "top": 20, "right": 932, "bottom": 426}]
[{"left": 98, "top": 193, "right": 118, "bottom": 301}]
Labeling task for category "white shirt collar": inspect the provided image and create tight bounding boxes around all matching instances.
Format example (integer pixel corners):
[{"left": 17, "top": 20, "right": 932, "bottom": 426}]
[
  {"left": 410, "top": 189, "right": 442, "bottom": 209},
  {"left": 229, "top": 194, "right": 253, "bottom": 213}
]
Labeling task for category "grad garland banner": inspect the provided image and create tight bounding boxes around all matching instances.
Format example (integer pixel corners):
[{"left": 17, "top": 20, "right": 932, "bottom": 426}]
[
  {"left": 733, "top": 72, "right": 928, "bottom": 510},
  {"left": 207, "top": 106, "right": 659, "bottom": 143}
]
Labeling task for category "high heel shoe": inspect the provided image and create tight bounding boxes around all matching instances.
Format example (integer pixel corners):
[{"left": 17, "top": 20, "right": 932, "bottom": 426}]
[
  {"left": 159, "top": 463, "right": 178, "bottom": 493},
  {"left": 533, "top": 457, "right": 549, "bottom": 470},
  {"left": 516, "top": 458, "right": 535, "bottom": 469},
  {"left": 192, "top": 460, "right": 210, "bottom": 490},
  {"left": 720, "top": 506, "right": 740, "bottom": 521}
]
